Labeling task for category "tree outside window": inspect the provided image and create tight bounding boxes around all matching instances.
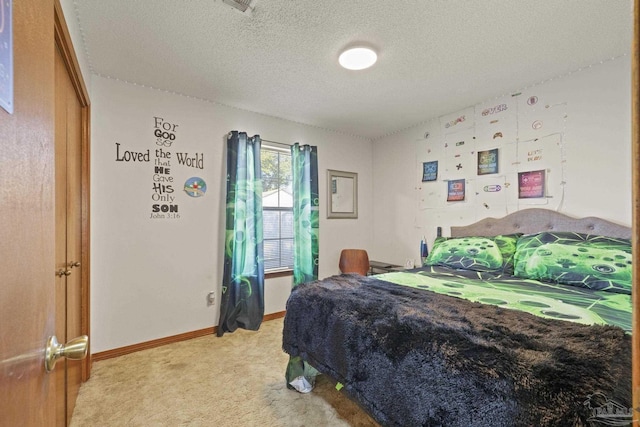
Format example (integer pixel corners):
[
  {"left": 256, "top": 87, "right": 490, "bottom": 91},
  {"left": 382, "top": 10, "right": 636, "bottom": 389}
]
[{"left": 262, "top": 146, "right": 294, "bottom": 271}]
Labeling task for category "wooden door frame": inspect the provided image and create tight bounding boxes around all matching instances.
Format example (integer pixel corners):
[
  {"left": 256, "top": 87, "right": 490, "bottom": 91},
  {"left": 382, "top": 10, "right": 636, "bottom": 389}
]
[
  {"left": 633, "top": 0, "right": 639, "bottom": 421},
  {"left": 54, "top": 0, "right": 92, "bottom": 381}
]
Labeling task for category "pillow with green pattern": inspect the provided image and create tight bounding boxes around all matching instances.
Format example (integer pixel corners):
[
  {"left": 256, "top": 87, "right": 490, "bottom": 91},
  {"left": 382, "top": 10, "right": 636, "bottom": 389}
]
[
  {"left": 492, "top": 233, "right": 522, "bottom": 275},
  {"left": 513, "top": 231, "right": 632, "bottom": 294},
  {"left": 425, "top": 236, "right": 504, "bottom": 272}
]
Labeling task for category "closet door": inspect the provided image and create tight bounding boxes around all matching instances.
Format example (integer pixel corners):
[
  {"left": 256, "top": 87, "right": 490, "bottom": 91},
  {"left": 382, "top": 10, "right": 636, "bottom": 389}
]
[
  {"left": 54, "top": 45, "right": 68, "bottom": 427},
  {"left": 54, "top": 44, "right": 85, "bottom": 426}
]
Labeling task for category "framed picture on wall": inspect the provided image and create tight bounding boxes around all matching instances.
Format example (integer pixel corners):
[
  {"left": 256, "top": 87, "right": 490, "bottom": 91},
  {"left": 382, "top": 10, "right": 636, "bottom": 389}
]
[
  {"left": 518, "top": 170, "right": 545, "bottom": 198},
  {"left": 422, "top": 161, "right": 438, "bottom": 182},
  {"left": 447, "top": 179, "right": 465, "bottom": 202},
  {"left": 477, "top": 148, "right": 499, "bottom": 175}
]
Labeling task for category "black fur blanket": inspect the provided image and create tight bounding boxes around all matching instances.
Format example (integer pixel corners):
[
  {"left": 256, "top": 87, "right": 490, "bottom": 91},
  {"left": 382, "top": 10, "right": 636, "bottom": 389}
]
[{"left": 282, "top": 274, "right": 631, "bottom": 427}]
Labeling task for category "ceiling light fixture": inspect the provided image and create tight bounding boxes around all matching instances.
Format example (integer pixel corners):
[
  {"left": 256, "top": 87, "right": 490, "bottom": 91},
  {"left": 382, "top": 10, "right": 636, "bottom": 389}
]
[{"left": 338, "top": 47, "right": 377, "bottom": 71}]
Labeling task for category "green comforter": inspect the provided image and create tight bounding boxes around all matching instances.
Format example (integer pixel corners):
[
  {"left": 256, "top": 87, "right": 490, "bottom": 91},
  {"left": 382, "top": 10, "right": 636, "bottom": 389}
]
[{"left": 377, "top": 266, "right": 631, "bottom": 333}]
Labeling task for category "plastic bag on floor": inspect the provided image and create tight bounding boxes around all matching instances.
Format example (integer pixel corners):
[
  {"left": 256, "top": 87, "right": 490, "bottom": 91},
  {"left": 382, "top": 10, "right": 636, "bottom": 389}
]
[{"left": 288, "top": 375, "right": 313, "bottom": 393}]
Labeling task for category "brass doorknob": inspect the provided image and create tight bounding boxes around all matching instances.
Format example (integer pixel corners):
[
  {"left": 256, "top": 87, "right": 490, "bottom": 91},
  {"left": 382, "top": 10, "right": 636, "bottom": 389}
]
[
  {"left": 69, "top": 261, "right": 81, "bottom": 268},
  {"left": 57, "top": 269, "right": 71, "bottom": 277},
  {"left": 45, "top": 335, "right": 89, "bottom": 373}
]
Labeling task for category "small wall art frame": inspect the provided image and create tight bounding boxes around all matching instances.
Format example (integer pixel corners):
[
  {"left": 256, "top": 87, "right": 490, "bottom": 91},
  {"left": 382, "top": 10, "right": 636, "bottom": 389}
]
[{"left": 327, "top": 169, "right": 358, "bottom": 219}]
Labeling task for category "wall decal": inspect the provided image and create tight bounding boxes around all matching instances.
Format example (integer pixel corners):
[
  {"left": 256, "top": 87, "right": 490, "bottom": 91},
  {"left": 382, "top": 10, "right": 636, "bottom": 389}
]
[
  {"left": 154, "top": 116, "right": 178, "bottom": 147},
  {"left": 476, "top": 97, "right": 517, "bottom": 144},
  {"left": 481, "top": 103, "right": 508, "bottom": 117},
  {"left": 475, "top": 175, "right": 507, "bottom": 211},
  {"left": 115, "top": 142, "right": 150, "bottom": 162},
  {"left": 148, "top": 117, "right": 205, "bottom": 217},
  {"left": 477, "top": 148, "right": 499, "bottom": 175},
  {"left": 518, "top": 170, "right": 546, "bottom": 199},
  {"left": 517, "top": 92, "right": 565, "bottom": 141},
  {"left": 527, "top": 148, "right": 543, "bottom": 162},
  {"left": 175, "top": 152, "right": 204, "bottom": 169},
  {"left": 440, "top": 107, "right": 475, "bottom": 134},
  {"left": 419, "top": 92, "right": 565, "bottom": 212},
  {"left": 184, "top": 177, "right": 207, "bottom": 197},
  {"left": 151, "top": 146, "right": 178, "bottom": 219},
  {"left": 444, "top": 128, "right": 475, "bottom": 179},
  {"left": 447, "top": 179, "right": 465, "bottom": 202},
  {"left": 444, "top": 116, "right": 466, "bottom": 129},
  {"left": 422, "top": 161, "right": 438, "bottom": 182},
  {"left": 150, "top": 116, "right": 180, "bottom": 219}
]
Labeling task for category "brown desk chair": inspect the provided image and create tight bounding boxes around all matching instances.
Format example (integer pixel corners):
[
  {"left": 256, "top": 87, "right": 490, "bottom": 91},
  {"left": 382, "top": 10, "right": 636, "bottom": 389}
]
[{"left": 339, "top": 249, "right": 370, "bottom": 276}]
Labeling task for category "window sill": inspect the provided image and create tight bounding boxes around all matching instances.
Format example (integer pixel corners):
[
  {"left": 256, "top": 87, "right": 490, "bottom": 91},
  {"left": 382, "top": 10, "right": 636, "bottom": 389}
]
[{"left": 265, "top": 269, "right": 293, "bottom": 279}]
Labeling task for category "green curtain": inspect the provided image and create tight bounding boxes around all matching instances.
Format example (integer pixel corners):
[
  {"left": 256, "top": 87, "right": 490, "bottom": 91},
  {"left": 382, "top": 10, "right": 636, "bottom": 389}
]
[
  {"left": 217, "top": 131, "right": 264, "bottom": 337},
  {"left": 286, "top": 143, "right": 319, "bottom": 391},
  {"left": 291, "top": 143, "right": 319, "bottom": 284}
]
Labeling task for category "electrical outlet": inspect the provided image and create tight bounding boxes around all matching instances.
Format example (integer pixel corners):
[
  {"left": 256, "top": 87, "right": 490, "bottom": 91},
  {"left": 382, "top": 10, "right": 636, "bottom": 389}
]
[{"left": 206, "top": 291, "right": 216, "bottom": 306}]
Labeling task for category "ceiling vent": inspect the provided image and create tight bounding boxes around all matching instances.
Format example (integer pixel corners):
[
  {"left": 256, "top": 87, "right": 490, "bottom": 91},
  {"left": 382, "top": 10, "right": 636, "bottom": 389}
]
[{"left": 221, "top": 0, "right": 256, "bottom": 15}]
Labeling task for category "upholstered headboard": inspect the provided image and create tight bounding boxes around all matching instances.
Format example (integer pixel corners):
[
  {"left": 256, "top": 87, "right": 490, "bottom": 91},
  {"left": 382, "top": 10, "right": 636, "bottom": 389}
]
[{"left": 451, "top": 208, "right": 631, "bottom": 239}]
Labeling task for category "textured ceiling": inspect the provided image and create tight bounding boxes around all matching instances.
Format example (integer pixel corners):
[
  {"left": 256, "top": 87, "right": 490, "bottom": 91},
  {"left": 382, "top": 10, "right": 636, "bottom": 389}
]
[{"left": 72, "top": 0, "right": 633, "bottom": 140}]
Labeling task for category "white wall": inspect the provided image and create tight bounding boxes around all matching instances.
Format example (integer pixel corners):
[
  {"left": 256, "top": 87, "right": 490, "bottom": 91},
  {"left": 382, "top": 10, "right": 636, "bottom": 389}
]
[
  {"left": 91, "top": 76, "right": 373, "bottom": 352},
  {"left": 372, "top": 56, "right": 632, "bottom": 266}
]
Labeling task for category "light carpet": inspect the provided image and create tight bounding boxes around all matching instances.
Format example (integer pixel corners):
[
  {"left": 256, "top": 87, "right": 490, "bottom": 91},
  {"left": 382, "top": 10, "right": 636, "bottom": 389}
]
[{"left": 70, "top": 317, "right": 379, "bottom": 427}]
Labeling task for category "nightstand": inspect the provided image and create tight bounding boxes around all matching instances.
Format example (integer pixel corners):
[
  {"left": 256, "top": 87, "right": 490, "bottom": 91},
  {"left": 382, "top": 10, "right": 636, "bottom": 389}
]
[{"left": 368, "top": 260, "right": 402, "bottom": 275}]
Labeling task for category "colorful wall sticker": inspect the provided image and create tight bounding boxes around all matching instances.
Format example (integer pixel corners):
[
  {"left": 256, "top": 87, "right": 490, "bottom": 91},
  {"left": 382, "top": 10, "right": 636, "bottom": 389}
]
[
  {"left": 422, "top": 161, "right": 438, "bottom": 182},
  {"left": 518, "top": 170, "right": 545, "bottom": 199},
  {"left": 477, "top": 148, "right": 499, "bottom": 175},
  {"left": 184, "top": 177, "right": 207, "bottom": 197},
  {"left": 447, "top": 179, "right": 466, "bottom": 202}
]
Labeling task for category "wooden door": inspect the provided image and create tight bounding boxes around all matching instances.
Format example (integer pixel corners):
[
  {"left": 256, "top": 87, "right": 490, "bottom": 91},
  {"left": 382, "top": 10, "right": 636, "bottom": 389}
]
[
  {"left": 53, "top": 1, "right": 91, "bottom": 424},
  {"left": 54, "top": 43, "right": 85, "bottom": 426},
  {"left": 64, "top": 57, "right": 85, "bottom": 424},
  {"left": 54, "top": 46, "right": 68, "bottom": 426},
  {"left": 0, "top": 0, "right": 57, "bottom": 425},
  {"left": 0, "top": 2, "right": 90, "bottom": 426}
]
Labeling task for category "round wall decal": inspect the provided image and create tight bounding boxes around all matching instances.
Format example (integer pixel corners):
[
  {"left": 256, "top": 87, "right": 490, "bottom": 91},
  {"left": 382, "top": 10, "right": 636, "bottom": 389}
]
[{"left": 184, "top": 177, "right": 207, "bottom": 197}]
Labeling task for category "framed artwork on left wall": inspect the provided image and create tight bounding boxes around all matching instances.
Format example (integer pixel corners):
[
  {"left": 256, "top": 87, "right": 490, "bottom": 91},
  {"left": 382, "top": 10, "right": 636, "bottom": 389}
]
[{"left": 0, "top": 0, "right": 13, "bottom": 114}]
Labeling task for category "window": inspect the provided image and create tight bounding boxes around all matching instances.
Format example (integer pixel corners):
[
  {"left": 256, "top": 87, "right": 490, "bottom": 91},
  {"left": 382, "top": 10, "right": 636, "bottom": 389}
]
[{"left": 261, "top": 144, "right": 294, "bottom": 271}]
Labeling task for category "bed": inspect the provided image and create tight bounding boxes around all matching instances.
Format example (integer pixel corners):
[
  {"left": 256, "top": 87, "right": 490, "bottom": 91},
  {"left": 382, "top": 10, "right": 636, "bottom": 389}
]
[{"left": 282, "top": 209, "right": 632, "bottom": 426}]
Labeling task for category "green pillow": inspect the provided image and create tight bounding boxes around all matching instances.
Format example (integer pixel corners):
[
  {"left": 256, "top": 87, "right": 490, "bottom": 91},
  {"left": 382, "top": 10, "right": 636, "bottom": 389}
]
[
  {"left": 425, "top": 236, "right": 504, "bottom": 272},
  {"left": 513, "top": 232, "right": 632, "bottom": 294},
  {"left": 492, "top": 234, "right": 522, "bottom": 275}
]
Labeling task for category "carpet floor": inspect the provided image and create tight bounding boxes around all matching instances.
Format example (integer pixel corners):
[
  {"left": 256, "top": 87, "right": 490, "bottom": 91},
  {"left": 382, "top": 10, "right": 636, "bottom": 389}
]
[{"left": 70, "top": 317, "right": 379, "bottom": 427}]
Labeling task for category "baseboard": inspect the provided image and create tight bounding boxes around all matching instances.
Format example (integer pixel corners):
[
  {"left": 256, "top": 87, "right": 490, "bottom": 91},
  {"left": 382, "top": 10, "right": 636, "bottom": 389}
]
[
  {"left": 92, "top": 310, "right": 286, "bottom": 362},
  {"left": 262, "top": 311, "right": 286, "bottom": 322}
]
